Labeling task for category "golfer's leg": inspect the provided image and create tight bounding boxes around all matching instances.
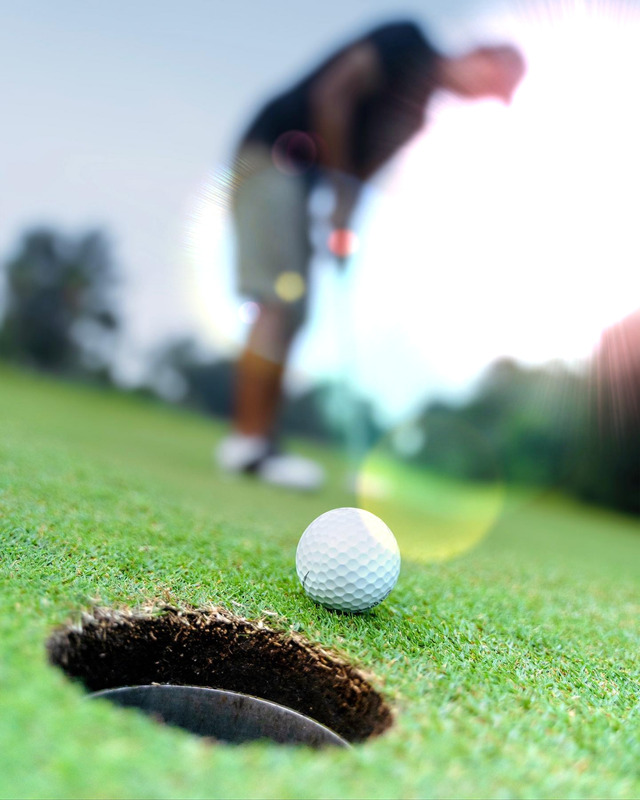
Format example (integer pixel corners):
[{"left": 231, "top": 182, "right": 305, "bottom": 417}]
[
  {"left": 216, "top": 145, "right": 323, "bottom": 487},
  {"left": 223, "top": 298, "right": 323, "bottom": 489},
  {"left": 229, "top": 146, "right": 310, "bottom": 440},
  {"left": 234, "top": 303, "right": 299, "bottom": 438}
]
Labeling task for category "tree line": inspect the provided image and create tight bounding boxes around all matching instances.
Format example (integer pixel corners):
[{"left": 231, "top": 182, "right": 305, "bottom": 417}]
[
  {"left": 0, "top": 226, "right": 637, "bottom": 515},
  {"left": 405, "top": 354, "right": 639, "bottom": 515}
]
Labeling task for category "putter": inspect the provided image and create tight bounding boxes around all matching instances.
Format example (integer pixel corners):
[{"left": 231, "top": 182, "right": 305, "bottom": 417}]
[
  {"left": 334, "top": 251, "right": 368, "bottom": 491},
  {"left": 310, "top": 185, "right": 367, "bottom": 489}
]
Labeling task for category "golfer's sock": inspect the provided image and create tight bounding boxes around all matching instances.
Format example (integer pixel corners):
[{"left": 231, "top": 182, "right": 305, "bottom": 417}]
[{"left": 234, "top": 349, "right": 285, "bottom": 438}]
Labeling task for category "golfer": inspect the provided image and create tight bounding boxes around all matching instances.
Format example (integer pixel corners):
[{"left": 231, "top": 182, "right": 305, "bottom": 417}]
[{"left": 217, "top": 19, "right": 525, "bottom": 490}]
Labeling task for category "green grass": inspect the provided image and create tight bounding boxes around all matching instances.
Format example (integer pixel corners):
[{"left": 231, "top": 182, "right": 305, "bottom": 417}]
[{"left": 0, "top": 363, "right": 638, "bottom": 799}]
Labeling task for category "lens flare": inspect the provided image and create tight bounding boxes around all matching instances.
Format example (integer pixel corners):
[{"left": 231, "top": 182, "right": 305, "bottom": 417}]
[
  {"left": 356, "top": 416, "right": 505, "bottom": 563},
  {"left": 274, "top": 271, "right": 306, "bottom": 303},
  {"left": 183, "top": 165, "right": 240, "bottom": 353},
  {"left": 238, "top": 301, "right": 260, "bottom": 325},
  {"left": 272, "top": 131, "right": 318, "bottom": 176}
]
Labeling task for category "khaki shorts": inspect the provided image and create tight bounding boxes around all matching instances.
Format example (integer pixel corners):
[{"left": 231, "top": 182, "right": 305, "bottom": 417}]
[{"left": 231, "top": 144, "right": 312, "bottom": 315}]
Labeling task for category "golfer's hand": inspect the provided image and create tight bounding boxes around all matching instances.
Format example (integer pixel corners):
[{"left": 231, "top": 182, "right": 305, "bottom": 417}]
[{"left": 328, "top": 228, "right": 359, "bottom": 261}]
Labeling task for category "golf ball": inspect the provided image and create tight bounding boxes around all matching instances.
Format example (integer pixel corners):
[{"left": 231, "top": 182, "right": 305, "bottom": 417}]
[{"left": 296, "top": 507, "right": 401, "bottom": 612}]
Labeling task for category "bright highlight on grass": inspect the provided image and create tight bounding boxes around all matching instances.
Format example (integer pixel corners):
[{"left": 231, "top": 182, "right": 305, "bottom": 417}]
[{"left": 356, "top": 418, "right": 504, "bottom": 563}]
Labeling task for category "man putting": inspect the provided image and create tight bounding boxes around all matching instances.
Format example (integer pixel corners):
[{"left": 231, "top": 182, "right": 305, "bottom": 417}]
[{"left": 216, "top": 19, "right": 525, "bottom": 490}]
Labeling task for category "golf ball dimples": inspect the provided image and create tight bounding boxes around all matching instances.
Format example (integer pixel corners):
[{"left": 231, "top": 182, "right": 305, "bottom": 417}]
[{"left": 296, "top": 508, "right": 400, "bottom": 612}]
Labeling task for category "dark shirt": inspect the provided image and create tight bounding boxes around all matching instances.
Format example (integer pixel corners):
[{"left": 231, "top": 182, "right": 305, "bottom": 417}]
[{"left": 240, "top": 21, "right": 441, "bottom": 181}]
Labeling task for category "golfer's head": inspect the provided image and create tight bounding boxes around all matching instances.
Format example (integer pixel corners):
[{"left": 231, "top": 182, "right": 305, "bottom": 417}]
[{"left": 450, "top": 45, "right": 526, "bottom": 104}]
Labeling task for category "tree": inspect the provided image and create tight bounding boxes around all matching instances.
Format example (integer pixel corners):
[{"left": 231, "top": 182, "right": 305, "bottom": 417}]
[
  {"left": 574, "top": 311, "right": 640, "bottom": 514},
  {"left": 410, "top": 352, "right": 638, "bottom": 516},
  {"left": 0, "top": 228, "right": 119, "bottom": 375},
  {"left": 147, "top": 337, "right": 235, "bottom": 417}
]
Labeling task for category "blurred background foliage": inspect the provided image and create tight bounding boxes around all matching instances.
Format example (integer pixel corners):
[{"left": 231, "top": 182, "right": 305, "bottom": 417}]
[
  {"left": 0, "top": 228, "right": 118, "bottom": 378},
  {"left": 0, "top": 225, "right": 637, "bottom": 516}
]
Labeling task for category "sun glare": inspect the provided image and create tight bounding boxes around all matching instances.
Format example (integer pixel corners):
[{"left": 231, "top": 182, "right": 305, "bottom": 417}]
[
  {"left": 372, "top": 0, "right": 640, "bottom": 388},
  {"left": 185, "top": 1, "right": 640, "bottom": 419}
]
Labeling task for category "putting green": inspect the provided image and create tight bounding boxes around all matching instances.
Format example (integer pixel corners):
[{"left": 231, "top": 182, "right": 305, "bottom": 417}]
[
  {"left": 357, "top": 452, "right": 504, "bottom": 563},
  {"left": 0, "top": 363, "right": 638, "bottom": 799}
]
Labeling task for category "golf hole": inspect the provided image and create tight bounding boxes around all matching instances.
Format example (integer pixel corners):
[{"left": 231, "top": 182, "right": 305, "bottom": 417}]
[{"left": 47, "top": 605, "right": 393, "bottom": 746}]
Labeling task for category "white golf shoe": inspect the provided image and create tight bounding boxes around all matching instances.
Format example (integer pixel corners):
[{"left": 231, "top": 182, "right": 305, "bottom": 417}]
[{"left": 215, "top": 433, "right": 325, "bottom": 492}]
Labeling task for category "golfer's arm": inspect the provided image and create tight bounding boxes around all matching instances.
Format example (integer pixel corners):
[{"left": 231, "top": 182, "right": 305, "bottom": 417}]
[
  {"left": 315, "top": 94, "right": 360, "bottom": 222},
  {"left": 310, "top": 43, "right": 381, "bottom": 225},
  {"left": 310, "top": 43, "right": 380, "bottom": 169}
]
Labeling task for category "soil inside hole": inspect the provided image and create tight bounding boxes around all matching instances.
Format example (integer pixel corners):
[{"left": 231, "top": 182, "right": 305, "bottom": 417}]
[{"left": 47, "top": 605, "right": 393, "bottom": 743}]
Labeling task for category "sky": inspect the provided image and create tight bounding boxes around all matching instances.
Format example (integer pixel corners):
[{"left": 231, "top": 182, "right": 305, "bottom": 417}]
[{"left": 2, "top": 0, "right": 640, "bottom": 422}]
